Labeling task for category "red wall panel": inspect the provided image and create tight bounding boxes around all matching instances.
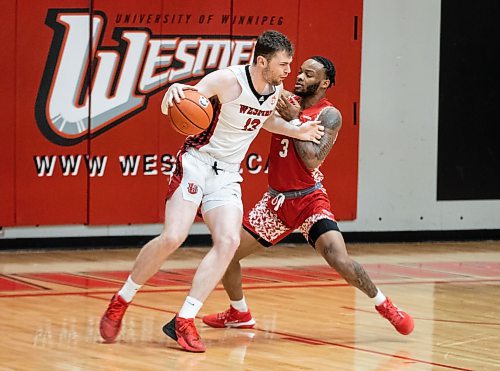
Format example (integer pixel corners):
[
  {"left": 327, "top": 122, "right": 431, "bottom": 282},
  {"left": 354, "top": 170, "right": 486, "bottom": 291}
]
[
  {"left": 87, "top": 0, "right": 165, "bottom": 224},
  {"left": 0, "top": 1, "right": 16, "bottom": 226},
  {"left": 4, "top": 0, "right": 361, "bottom": 227},
  {"left": 15, "top": 1, "right": 90, "bottom": 225},
  {"left": 296, "top": 0, "right": 362, "bottom": 220}
]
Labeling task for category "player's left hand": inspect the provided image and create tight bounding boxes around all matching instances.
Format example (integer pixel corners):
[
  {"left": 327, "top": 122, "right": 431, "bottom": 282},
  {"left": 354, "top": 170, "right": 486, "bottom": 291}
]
[
  {"left": 276, "top": 93, "right": 300, "bottom": 121},
  {"left": 297, "top": 120, "right": 324, "bottom": 144}
]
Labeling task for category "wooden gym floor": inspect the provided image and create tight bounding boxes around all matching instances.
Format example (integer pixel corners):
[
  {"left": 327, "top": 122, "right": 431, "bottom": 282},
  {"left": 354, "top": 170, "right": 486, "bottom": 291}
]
[{"left": 1, "top": 240, "right": 500, "bottom": 370}]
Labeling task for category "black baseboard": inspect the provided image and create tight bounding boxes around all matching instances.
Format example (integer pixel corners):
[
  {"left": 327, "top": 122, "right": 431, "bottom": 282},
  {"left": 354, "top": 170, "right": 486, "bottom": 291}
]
[
  {"left": 337, "top": 229, "right": 500, "bottom": 243},
  {"left": 0, "top": 234, "right": 212, "bottom": 251},
  {"left": 1, "top": 229, "right": 499, "bottom": 251}
]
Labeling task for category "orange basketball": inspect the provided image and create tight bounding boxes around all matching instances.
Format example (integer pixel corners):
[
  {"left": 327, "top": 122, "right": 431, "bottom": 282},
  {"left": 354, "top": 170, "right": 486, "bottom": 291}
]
[{"left": 168, "top": 90, "right": 213, "bottom": 135}]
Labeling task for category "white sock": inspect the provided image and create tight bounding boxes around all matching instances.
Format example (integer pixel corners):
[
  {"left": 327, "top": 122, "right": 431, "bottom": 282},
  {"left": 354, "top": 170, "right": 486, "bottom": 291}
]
[
  {"left": 373, "top": 289, "right": 387, "bottom": 306},
  {"left": 178, "top": 296, "right": 203, "bottom": 319},
  {"left": 118, "top": 276, "right": 142, "bottom": 303},
  {"left": 230, "top": 297, "right": 248, "bottom": 312}
]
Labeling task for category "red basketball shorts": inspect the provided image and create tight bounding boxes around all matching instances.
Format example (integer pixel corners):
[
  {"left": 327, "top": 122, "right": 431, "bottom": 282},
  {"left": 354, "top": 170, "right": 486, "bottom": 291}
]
[{"left": 243, "top": 188, "right": 338, "bottom": 247}]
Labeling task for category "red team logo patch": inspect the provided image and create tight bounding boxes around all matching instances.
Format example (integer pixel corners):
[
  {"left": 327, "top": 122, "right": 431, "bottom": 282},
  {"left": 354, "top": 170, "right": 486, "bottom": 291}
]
[{"left": 187, "top": 183, "right": 199, "bottom": 195}]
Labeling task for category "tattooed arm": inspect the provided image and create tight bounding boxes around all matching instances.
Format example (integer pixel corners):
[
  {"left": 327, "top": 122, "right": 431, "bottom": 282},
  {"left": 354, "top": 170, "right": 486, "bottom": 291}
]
[{"left": 294, "top": 107, "right": 342, "bottom": 169}]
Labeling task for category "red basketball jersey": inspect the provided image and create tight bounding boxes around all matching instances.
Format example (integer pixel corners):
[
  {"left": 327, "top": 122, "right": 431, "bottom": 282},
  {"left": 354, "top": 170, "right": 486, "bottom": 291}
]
[{"left": 268, "top": 97, "right": 335, "bottom": 192}]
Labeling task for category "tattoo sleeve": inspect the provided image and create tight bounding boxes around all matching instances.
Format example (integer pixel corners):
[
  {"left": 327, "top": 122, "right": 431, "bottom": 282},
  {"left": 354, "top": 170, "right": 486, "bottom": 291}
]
[
  {"left": 352, "top": 261, "right": 378, "bottom": 297},
  {"left": 293, "top": 108, "right": 342, "bottom": 169}
]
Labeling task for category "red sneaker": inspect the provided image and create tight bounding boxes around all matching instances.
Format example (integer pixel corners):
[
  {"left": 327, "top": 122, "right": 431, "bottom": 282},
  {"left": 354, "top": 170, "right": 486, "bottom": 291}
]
[
  {"left": 375, "top": 298, "right": 414, "bottom": 335},
  {"left": 202, "top": 306, "right": 256, "bottom": 329},
  {"left": 163, "top": 315, "right": 206, "bottom": 353},
  {"left": 99, "top": 294, "right": 130, "bottom": 342}
]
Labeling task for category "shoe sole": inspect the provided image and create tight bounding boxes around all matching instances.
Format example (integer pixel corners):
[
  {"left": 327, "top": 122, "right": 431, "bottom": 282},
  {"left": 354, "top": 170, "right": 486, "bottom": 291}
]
[
  {"left": 224, "top": 319, "right": 256, "bottom": 328},
  {"left": 396, "top": 317, "right": 414, "bottom": 335},
  {"left": 202, "top": 319, "right": 256, "bottom": 329},
  {"left": 177, "top": 336, "right": 206, "bottom": 352},
  {"left": 100, "top": 318, "right": 120, "bottom": 343}
]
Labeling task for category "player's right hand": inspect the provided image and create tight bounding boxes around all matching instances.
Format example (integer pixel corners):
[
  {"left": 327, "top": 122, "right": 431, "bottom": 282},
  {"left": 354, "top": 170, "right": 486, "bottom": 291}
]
[
  {"left": 276, "top": 93, "right": 300, "bottom": 121},
  {"left": 297, "top": 120, "right": 324, "bottom": 144},
  {"left": 161, "top": 83, "right": 198, "bottom": 115}
]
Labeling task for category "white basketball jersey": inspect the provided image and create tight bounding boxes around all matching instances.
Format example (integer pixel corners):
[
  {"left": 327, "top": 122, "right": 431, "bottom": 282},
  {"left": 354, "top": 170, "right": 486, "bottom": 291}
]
[{"left": 184, "top": 65, "right": 282, "bottom": 165}]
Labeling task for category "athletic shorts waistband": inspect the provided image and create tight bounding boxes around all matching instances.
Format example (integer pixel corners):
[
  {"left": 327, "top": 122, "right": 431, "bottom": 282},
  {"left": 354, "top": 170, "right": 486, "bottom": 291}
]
[
  {"left": 186, "top": 148, "right": 240, "bottom": 172},
  {"left": 268, "top": 182, "right": 323, "bottom": 199}
]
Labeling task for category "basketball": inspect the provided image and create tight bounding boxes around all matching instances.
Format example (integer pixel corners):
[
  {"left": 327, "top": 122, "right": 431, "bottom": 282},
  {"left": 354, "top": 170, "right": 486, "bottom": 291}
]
[{"left": 168, "top": 90, "right": 213, "bottom": 135}]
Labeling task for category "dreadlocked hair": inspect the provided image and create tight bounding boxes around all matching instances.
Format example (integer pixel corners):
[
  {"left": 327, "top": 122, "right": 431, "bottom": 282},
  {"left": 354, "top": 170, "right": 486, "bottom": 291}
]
[{"left": 311, "top": 56, "right": 336, "bottom": 87}]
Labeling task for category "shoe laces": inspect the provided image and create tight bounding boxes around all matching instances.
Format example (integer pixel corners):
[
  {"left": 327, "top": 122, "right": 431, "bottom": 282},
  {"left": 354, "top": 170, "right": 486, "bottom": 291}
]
[
  {"left": 381, "top": 301, "right": 404, "bottom": 325},
  {"left": 216, "top": 308, "right": 233, "bottom": 321},
  {"left": 106, "top": 297, "right": 127, "bottom": 322},
  {"left": 177, "top": 318, "right": 200, "bottom": 339}
]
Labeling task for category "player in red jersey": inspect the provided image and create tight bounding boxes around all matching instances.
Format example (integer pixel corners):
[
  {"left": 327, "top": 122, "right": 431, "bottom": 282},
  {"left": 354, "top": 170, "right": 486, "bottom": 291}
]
[{"left": 202, "top": 56, "right": 414, "bottom": 335}]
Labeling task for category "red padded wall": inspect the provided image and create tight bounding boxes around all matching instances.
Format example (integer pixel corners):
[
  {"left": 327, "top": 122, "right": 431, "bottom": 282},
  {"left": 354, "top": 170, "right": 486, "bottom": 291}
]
[{"left": 1, "top": 0, "right": 362, "bottom": 227}]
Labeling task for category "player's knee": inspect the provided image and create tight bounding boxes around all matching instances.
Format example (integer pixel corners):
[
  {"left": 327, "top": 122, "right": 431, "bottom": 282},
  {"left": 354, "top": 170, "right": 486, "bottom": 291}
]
[
  {"left": 321, "top": 242, "right": 348, "bottom": 267},
  {"left": 214, "top": 234, "right": 240, "bottom": 254},
  {"left": 157, "top": 233, "right": 184, "bottom": 252},
  {"left": 309, "top": 219, "right": 340, "bottom": 248}
]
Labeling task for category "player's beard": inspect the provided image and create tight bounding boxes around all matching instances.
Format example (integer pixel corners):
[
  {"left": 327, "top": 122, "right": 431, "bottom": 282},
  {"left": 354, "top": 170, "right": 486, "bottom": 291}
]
[
  {"left": 294, "top": 82, "right": 320, "bottom": 97},
  {"left": 263, "top": 66, "right": 283, "bottom": 86}
]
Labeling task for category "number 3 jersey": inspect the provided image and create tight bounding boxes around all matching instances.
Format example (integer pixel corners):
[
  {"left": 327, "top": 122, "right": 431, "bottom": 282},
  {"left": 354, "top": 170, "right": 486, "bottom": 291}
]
[
  {"left": 268, "top": 97, "right": 336, "bottom": 192},
  {"left": 183, "top": 64, "right": 283, "bottom": 165}
]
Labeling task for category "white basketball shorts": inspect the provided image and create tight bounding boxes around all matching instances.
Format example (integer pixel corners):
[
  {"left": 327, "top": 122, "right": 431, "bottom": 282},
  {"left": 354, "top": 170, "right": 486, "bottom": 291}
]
[{"left": 167, "top": 148, "right": 243, "bottom": 215}]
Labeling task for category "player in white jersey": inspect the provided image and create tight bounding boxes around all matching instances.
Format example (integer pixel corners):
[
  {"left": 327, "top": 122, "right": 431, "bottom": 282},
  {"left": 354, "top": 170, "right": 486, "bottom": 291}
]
[
  {"left": 182, "top": 63, "right": 283, "bottom": 164},
  {"left": 99, "top": 30, "right": 324, "bottom": 353}
]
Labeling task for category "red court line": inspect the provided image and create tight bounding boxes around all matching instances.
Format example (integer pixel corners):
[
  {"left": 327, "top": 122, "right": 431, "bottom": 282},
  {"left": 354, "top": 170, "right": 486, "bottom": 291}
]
[
  {"left": 83, "top": 270, "right": 276, "bottom": 286},
  {"left": 90, "top": 271, "right": 193, "bottom": 286},
  {"left": 161, "top": 266, "right": 339, "bottom": 283},
  {"left": 282, "top": 337, "right": 326, "bottom": 345},
  {"left": 295, "top": 265, "right": 395, "bottom": 279},
  {"left": 274, "top": 331, "right": 471, "bottom": 371},
  {"left": 87, "top": 271, "right": 130, "bottom": 281},
  {"left": 0, "top": 274, "right": 48, "bottom": 291},
  {"left": 241, "top": 276, "right": 278, "bottom": 284},
  {"left": 241, "top": 267, "right": 328, "bottom": 282},
  {"left": 144, "top": 270, "right": 195, "bottom": 286},
  {"left": 15, "top": 273, "right": 123, "bottom": 289},
  {"left": 1, "top": 277, "right": 500, "bottom": 298},
  {"left": 84, "top": 295, "right": 471, "bottom": 371},
  {"left": 5, "top": 261, "right": 498, "bottom": 293},
  {"left": 290, "top": 266, "right": 343, "bottom": 280}
]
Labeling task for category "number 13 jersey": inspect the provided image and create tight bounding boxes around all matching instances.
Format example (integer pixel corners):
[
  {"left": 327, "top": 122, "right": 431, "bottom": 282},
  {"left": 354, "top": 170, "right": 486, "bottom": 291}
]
[{"left": 183, "top": 64, "right": 283, "bottom": 165}]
